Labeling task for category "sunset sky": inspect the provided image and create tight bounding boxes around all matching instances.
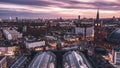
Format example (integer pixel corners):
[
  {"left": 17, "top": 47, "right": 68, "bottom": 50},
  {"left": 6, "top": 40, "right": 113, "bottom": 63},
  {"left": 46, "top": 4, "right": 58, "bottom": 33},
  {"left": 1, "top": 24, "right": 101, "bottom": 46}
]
[{"left": 0, "top": 0, "right": 120, "bottom": 19}]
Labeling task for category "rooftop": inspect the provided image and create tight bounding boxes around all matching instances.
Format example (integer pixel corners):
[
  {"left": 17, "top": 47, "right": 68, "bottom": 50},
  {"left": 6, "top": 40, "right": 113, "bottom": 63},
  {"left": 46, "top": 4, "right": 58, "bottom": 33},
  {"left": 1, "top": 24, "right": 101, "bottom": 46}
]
[
  {"left": 109, "top": 28, "right": 120, "bottom": 43},
  {"left": 0, "top": 56, "right": 5, "bottom": 61}
]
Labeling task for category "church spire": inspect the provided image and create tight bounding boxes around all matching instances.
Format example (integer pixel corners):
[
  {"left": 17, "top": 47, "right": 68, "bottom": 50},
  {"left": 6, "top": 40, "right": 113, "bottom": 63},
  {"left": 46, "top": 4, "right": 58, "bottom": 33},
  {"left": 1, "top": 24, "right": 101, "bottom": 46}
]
[{"left": 96, "top": 8, "right": 99, "bottom": 23}]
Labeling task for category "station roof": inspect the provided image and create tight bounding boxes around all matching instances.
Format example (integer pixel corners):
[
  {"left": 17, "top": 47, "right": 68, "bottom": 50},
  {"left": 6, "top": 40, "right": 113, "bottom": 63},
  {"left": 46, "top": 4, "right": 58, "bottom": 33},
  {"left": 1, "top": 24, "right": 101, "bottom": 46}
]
[{"left": 109, "top": 28, "right": 120, "bottom": 43}]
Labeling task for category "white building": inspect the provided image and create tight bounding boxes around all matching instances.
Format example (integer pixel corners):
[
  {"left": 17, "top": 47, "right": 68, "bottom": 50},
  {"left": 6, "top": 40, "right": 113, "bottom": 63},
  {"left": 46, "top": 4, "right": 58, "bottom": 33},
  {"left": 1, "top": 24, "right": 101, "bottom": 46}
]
[
  {"left": 58, "top": 22, "right": 75, "bottom": 27},
  {"left": 112, "top": 49, "right": 120, "bottom": 64},
  {"left": 64, "top": 35, "right": 79, "bottom": 42},
  {"left": 3, "top": 29, "right": 22, "bottom": 40},
  {"left": 0, "top": 47, "right": 14, "bottom": 56},
  {"left": 64, "top": 32, "right": 79, "bottom": 42},
  {"left": 25, "top": 41, "right": 45, "bottom": 49}
]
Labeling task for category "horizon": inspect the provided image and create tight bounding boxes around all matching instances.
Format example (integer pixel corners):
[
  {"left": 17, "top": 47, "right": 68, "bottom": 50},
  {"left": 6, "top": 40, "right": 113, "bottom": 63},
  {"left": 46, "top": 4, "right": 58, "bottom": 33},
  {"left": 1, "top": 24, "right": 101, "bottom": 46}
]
[
  {"left": 0, "top": 0, "right": 120, "bottom": 19},
  {"left": 1, "top": 16, "right": 120, "bottom": 20}
]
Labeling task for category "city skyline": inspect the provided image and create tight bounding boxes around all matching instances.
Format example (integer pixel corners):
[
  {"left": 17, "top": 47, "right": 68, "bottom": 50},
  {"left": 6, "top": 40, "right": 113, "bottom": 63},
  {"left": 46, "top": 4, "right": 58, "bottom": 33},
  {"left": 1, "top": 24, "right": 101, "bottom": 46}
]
[{"left": 0, "top": 0, "right": 120, "bottom": 19}]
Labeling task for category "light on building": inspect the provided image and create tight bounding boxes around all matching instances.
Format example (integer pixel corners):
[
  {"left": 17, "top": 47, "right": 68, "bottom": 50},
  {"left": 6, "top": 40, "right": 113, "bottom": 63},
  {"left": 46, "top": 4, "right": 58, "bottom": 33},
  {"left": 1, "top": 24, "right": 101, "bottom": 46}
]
[
  {"left": 9, "top": 16, "right": 12, "bottom": 22},
  {"left": 95, "top": 24, "right": 97, "bottom": 26},
  {"left": 98, "top": 23, "right": 100, "bottom": 26},
  {"left": 0, "top": 18, "right": 3, "bottom": 23},
  {"left": 0, "top": 51, "right": 2, "bottom": 55},
  {"left": 35, "top": 48, "right": 43, "bottom": 51}
]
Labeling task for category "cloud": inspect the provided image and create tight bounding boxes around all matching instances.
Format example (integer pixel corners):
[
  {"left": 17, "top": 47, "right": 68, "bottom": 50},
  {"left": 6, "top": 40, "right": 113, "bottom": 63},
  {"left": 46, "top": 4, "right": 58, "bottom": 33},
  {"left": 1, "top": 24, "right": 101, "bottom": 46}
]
[
  {"left": 0, "top": 10, "right": 63, "bottom": 19},
  {"left": 60, "top": 0, "right": 120, "bottom": 10},
  {"left": 0, "top": 3, "right": 53, "bottom": 13},
  {"left": 0, "top": 0, "right": 120, "bottom": 11},
  {"left": 0, "top": 0, "right": 60, "bottom": 6},
  {"left": 0, "top": 0, "right": 119, "bottom": 19}
]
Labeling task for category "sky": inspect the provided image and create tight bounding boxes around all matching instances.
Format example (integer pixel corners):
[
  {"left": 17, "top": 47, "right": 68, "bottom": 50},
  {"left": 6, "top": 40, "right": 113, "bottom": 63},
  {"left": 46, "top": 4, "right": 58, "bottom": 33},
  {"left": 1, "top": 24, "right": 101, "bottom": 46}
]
[{"left": 0, "top": 0, "right": 120, "bottom": 19}]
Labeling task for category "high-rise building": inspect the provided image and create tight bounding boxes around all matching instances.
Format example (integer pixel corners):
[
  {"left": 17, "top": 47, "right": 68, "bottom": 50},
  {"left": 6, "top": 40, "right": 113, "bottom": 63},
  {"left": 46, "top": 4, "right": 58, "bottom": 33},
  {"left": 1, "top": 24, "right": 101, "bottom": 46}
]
[
  {"left": 78, "top": 15, "right": 80, "bottom": 21},
  {"left": 77, "top": 15, "right": 81, "bottom": 24},
  {"left": 16, "top": 17, "right": 18, "bottom": 22},
  {"left": 0, "top": 18, "right": 3, "bottom": 23},
  {"left": 94, "top": 9, "right": 101, "bottom": 41},
  {"left": 9, "top": 16, "right": 12, "bottom": 22}
]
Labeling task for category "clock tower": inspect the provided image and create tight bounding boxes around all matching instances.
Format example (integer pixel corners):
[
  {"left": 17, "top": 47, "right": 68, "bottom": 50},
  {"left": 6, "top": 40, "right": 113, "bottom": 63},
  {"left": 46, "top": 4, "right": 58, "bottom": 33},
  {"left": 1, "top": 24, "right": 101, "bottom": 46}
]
[{"left": 94, "top": 9, "right": 101, "bottom": 41}]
